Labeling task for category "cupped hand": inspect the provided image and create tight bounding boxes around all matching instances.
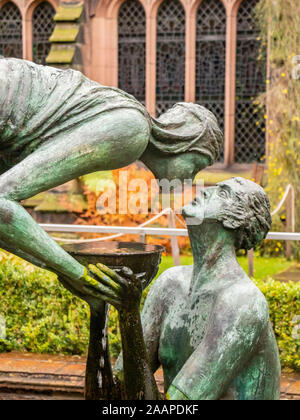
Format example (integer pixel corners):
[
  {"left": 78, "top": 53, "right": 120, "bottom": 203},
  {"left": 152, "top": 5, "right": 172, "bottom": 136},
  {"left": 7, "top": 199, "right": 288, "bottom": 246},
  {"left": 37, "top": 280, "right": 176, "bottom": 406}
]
[{"left": 88, "top": 263, "right": 146, "bottom": 312}]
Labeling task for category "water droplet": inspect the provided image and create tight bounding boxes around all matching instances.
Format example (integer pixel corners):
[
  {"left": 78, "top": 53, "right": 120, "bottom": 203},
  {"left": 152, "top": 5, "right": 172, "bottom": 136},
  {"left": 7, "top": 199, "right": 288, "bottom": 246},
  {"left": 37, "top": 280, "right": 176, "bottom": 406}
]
[
  {"left": 0, "top": 315, "right": 6, "bottom": 340},
  {"left": 97, "top": 371, "right": 102, "bottom": 388},
  {"left": 102, "top": 337, "right": 107, "bottom": 351}
]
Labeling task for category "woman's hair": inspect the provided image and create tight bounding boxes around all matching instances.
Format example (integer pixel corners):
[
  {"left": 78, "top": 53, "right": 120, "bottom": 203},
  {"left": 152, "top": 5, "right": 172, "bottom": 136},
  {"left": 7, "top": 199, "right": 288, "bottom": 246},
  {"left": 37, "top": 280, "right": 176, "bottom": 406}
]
[
  {"left": 150, "top": 103, "right": 223, "bottom": 165},
  {"left": 218, "top": 178, "right": 272, "bottom": 250}
]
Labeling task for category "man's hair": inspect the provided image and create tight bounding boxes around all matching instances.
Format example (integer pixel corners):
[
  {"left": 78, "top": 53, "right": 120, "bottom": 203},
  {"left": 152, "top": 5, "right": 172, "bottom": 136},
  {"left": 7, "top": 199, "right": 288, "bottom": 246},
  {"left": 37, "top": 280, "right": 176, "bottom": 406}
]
[
  {"left": 217, "top": 177, "right": 272, "bottom": 250},
  {"left": 150, "top": 103, "right": 223, "bottom": 165}
]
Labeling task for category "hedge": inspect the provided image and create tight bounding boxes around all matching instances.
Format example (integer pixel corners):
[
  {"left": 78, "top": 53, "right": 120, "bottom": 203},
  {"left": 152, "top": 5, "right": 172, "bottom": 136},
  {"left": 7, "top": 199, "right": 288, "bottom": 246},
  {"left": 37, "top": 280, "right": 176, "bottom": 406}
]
[
  {"left": 253, "top": 278, "right": 299, "bottom": 371},
  {"left": 0, "top": 253, "right": 299, "bottom": 372}
]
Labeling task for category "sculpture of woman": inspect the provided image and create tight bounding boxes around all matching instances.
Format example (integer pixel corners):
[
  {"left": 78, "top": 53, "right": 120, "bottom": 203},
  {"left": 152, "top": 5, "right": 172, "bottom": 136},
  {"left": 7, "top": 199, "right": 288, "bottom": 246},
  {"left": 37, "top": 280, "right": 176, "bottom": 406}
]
[
  {"left": 0, "top": 58, "right": 222, "bottom": 302},
  {"left": 93, "top": 177, "right": 281, "bottom": 400}
]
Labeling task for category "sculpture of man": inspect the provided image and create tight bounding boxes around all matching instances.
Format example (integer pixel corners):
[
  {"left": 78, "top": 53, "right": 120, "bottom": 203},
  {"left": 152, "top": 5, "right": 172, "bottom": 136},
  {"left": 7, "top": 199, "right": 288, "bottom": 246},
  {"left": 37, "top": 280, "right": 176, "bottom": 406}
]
[
  {"left": 92, "top": 177, "right": 281, "bottom": 400},
  {"left": 0, "top": 58, "right": 222, "bottom": 303}
]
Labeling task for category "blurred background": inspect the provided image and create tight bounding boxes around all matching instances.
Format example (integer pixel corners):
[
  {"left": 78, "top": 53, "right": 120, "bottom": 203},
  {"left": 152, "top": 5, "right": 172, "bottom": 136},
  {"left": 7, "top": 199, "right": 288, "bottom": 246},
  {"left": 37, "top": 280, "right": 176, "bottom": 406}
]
[{"left": 0, "top": 0, "right": 299, "bottom": 399}]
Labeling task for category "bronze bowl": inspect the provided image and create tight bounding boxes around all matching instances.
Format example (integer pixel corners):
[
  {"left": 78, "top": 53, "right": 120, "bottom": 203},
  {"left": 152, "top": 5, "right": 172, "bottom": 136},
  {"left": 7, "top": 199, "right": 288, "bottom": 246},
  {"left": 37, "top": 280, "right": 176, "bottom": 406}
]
[{"left": 63, "top": 241, "right": 165, "bottom": 289}]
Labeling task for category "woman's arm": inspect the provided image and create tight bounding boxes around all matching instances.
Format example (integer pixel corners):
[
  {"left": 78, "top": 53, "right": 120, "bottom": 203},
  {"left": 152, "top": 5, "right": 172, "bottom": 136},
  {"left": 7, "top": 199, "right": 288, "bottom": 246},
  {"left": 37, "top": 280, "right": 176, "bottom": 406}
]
[
  {"left": 89, "top": 264, "right": 161, "bottom": 400},
  {"left": 119, "top": 305, "right": 160, "bottom": 400}
]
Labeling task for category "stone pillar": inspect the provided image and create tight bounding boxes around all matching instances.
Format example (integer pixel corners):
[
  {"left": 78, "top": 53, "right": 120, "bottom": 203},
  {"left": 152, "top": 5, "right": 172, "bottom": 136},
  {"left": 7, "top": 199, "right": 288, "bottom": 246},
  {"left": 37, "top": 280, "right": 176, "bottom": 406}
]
[
  {"left": 22, "top": 4, "right": 30, "bottom": 60},
  {"left": 146, "top": 5, "right": 157, "bottom": 116},
  {"left": 224, "top": 0, "right": 238, "bottom": 167},
  {"left": 185, "top": 1, "right": 196, "bottom": 103},
  {"left": 106, "top": 15, "right": 119, "bottom": 88}
]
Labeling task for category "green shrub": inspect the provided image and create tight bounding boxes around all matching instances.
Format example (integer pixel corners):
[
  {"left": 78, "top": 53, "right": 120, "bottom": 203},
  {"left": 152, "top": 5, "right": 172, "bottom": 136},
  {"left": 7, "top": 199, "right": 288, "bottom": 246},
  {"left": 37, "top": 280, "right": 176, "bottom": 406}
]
[
  {"left": 254, "top": 278, "right": 300, "bottom": 372},
  {"left": 0, "top": 252, "right": 123, "bottom": 358},
  {"left": 0, "top": 254, "right": 90, "bottom": 355},
  {"left": 0, "top": 252, "right": 298, "bottom": 371}
]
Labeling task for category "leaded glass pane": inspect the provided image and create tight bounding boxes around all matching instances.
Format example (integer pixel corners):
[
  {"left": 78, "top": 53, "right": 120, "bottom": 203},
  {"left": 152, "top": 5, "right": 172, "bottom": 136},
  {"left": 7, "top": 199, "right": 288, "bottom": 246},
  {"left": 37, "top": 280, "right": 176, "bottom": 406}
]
[
  {"left": 118, "top": 0, "right": 146, "bottom": 104},
  {"left": 33, "top": 2, "right": 55, "bottom": 65},
  {"left": 235, "top": 0, "right": 266, "bottom": 163},
  {"left": 0, "top": 2, "right": 22, "bottom": 59},
  {"left": 196, "top": 0, "right": 226, "bottom": 161},
  {"left": 156, "top": 0, "right": 185, "bottom": 116}
]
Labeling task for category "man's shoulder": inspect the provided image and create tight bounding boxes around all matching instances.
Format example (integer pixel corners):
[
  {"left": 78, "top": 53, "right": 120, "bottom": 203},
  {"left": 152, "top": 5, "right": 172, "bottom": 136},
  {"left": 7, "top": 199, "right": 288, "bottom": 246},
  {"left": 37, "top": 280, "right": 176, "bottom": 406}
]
[
  {"left": 148, "top": 265, "right": 193, "bottom": 300},
  {"left": 157, "top": 265, "right": 193, "bottom": 285},
  {"left": 218, "top": 279, "right": 269, "bottom": 322}
]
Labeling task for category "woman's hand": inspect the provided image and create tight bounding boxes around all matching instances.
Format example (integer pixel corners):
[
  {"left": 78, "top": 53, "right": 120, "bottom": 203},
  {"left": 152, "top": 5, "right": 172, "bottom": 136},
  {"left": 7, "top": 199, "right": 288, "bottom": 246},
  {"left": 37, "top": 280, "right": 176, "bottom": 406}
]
[
  {"left": 87, "top": 264, "right": 160, "bottom": 400},
  {"left": 88, "top": 263, "right": 146, "bottom": 312},
  {"left": 57, "top": 272, "right": 105, "bottom": 313}
]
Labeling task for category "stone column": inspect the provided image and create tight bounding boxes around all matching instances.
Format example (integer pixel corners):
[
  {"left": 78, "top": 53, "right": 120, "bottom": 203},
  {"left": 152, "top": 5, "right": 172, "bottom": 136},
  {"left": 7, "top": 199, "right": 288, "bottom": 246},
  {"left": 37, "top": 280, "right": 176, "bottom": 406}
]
[
  {"left": 146, "top": 6, "right": 156, "bottom": 115},
  {"left": 23, "top": 3, "right": 32, "bottom": 60},
  {"left": 147, "top": 1, "right": 161, "bottom": 116},
  {"left": 185, "top": 1, "right": 196, "bottom": 103},
  {"left": 224, "top": 0, "right": 239, "bottom": 167}
]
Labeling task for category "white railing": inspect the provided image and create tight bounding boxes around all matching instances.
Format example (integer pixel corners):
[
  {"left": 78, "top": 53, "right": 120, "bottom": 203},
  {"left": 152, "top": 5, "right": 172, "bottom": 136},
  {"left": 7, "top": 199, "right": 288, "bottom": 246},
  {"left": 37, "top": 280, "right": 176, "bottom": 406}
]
[
  {"left": 40, "top": 184, "right": 297, "bottom": 275},
  {"left": 271, "top": 184, "right": 295, "bottom": 260},
  {"left": 41, "top": 223, "right": 300, "bottom": 241},
  {"left": 40, "top": 222, "right": 299, "bottom": 275}
]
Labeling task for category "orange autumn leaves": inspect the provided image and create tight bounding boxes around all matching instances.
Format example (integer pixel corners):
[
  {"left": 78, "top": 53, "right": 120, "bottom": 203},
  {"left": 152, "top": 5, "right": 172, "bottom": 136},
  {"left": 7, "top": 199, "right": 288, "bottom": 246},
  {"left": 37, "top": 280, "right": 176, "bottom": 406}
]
[{"left": 76, "top": 164, "right": 190, "bottom": 255}]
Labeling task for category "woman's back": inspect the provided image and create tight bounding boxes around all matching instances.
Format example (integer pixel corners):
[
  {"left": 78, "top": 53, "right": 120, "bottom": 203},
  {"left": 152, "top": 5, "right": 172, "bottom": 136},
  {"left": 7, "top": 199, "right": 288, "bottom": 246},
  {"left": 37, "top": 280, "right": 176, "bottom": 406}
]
[{"left": 0, "top": 58, "right": 150, "bottom": 168}]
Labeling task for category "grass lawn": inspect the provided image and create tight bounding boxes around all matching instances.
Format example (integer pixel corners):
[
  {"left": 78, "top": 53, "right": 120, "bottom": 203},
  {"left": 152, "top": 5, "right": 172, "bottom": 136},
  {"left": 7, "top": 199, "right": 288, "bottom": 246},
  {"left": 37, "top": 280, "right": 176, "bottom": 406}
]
[{"left": 156, "top": 255, "right": 294, "bottom": 280}]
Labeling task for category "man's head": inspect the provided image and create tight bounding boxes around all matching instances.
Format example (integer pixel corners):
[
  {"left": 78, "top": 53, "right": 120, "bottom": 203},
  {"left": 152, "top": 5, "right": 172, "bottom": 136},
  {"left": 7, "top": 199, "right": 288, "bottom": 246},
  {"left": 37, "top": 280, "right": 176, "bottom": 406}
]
[{"left": 182, "top": 177, "right": 272, "bottom": 250}]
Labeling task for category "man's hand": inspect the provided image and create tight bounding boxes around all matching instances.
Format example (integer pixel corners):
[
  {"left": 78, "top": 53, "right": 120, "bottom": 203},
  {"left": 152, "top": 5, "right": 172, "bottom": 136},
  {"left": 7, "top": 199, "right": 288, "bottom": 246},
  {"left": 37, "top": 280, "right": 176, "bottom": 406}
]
[
  {"left": 88, "top": 264, "right": 146, "bottom": 312},
  {"left": 58, "top": 263, "right": 145, "bottom": 313}
]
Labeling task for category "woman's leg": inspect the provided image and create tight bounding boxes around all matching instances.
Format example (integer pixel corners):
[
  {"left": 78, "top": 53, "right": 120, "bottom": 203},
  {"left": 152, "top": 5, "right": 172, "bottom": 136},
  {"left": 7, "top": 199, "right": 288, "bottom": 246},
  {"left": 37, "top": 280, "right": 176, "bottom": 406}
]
[{"left": 0, "top": 109, "right": 150, "bottom": 297}]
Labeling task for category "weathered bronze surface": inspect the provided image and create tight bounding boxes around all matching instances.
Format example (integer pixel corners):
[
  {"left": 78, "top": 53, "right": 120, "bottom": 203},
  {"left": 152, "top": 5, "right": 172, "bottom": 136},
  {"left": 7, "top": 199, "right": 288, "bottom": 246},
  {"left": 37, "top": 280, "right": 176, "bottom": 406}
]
[
  {"left": 0, "top": 57, "right": 222, "bottom": 308},
  {"left": 0, "top": 58, "right": 280, "bottom": 400},
  {"left": 63, "top": 242, "right": 164, "bottom": 400},
  {"left": 96, "top": 178, "right": 281, "bottom": 400},
  {"left": 63, "top": 242, "right": 164, "bottom": 289},
  {"left": 62, "top": 242, "right": 163, "bottom": 400}
]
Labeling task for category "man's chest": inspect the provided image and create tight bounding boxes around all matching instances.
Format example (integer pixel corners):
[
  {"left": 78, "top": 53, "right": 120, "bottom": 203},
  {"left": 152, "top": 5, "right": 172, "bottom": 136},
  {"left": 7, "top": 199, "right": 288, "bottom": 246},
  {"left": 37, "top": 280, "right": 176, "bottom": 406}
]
[{"left": 158, "top": 291, "right": 216, "bottom": 387}]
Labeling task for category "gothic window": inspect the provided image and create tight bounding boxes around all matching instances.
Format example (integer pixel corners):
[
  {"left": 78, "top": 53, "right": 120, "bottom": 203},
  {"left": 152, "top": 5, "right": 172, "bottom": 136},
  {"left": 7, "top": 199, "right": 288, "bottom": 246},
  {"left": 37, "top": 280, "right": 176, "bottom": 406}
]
[
  {"left": 196, "top": 0, "right": 226, "bottom": 161},
  {"left": 118, "top": 0, "right": 146, "bottom": 104},
  {"left": 0, "top": 2, "right": 22, "bottom": 59},
  {"left": 33, "top": 2, "right": 55, "bottom": 65},
  {"left": 156, "top": 0, "right": 185, "bottom": 116},
  {"left": 235, "top": 0, "right": 266, "bottom": 163}
]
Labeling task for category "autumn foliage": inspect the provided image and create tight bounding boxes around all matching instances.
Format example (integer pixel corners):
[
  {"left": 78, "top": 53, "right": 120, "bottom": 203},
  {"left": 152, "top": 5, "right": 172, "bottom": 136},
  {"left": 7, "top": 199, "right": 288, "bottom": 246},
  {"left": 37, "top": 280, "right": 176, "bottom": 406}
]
[{"left": 76, "top": 163, "right": 190, "bottom": 255}]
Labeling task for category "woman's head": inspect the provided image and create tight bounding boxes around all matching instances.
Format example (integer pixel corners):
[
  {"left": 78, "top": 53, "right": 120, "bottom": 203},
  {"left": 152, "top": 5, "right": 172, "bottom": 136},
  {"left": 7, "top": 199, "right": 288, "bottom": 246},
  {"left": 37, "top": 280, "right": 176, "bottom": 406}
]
[
  {"left": 182, "top": 177, "right": 272, "bottom": 250},
  {"left": 142, "top": 103, "right": 223, "bottom": 181},
  {"left": 151, "top": 103, "right": 223, "bottom": 165}
]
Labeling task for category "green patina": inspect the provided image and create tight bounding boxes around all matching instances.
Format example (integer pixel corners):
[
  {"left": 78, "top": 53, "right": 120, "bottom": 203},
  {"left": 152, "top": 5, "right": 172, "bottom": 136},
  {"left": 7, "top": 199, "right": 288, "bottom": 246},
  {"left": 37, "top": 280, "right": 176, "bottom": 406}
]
[
  {"left": 0, "top": 58, "right": 280, "bottom": 400},
  {"left": 0, "top": 58, "right": 221, "bottom": 375},
  {"left": 111, "top": 178, "right": 281, "bottom": 400}
]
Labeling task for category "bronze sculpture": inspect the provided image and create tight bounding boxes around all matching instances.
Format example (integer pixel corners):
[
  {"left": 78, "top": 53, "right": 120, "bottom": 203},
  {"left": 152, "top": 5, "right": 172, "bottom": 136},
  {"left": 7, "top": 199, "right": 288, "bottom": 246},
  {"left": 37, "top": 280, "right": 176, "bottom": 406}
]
[
  {"left": 0, "top": 57, "right": 222, "bottom": 304},
  {"left": 0, "top": 58, "right": 280, "bottom": 400},
  {"left": 93, "top": 178, "right": 281, "bottom": 400}
]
